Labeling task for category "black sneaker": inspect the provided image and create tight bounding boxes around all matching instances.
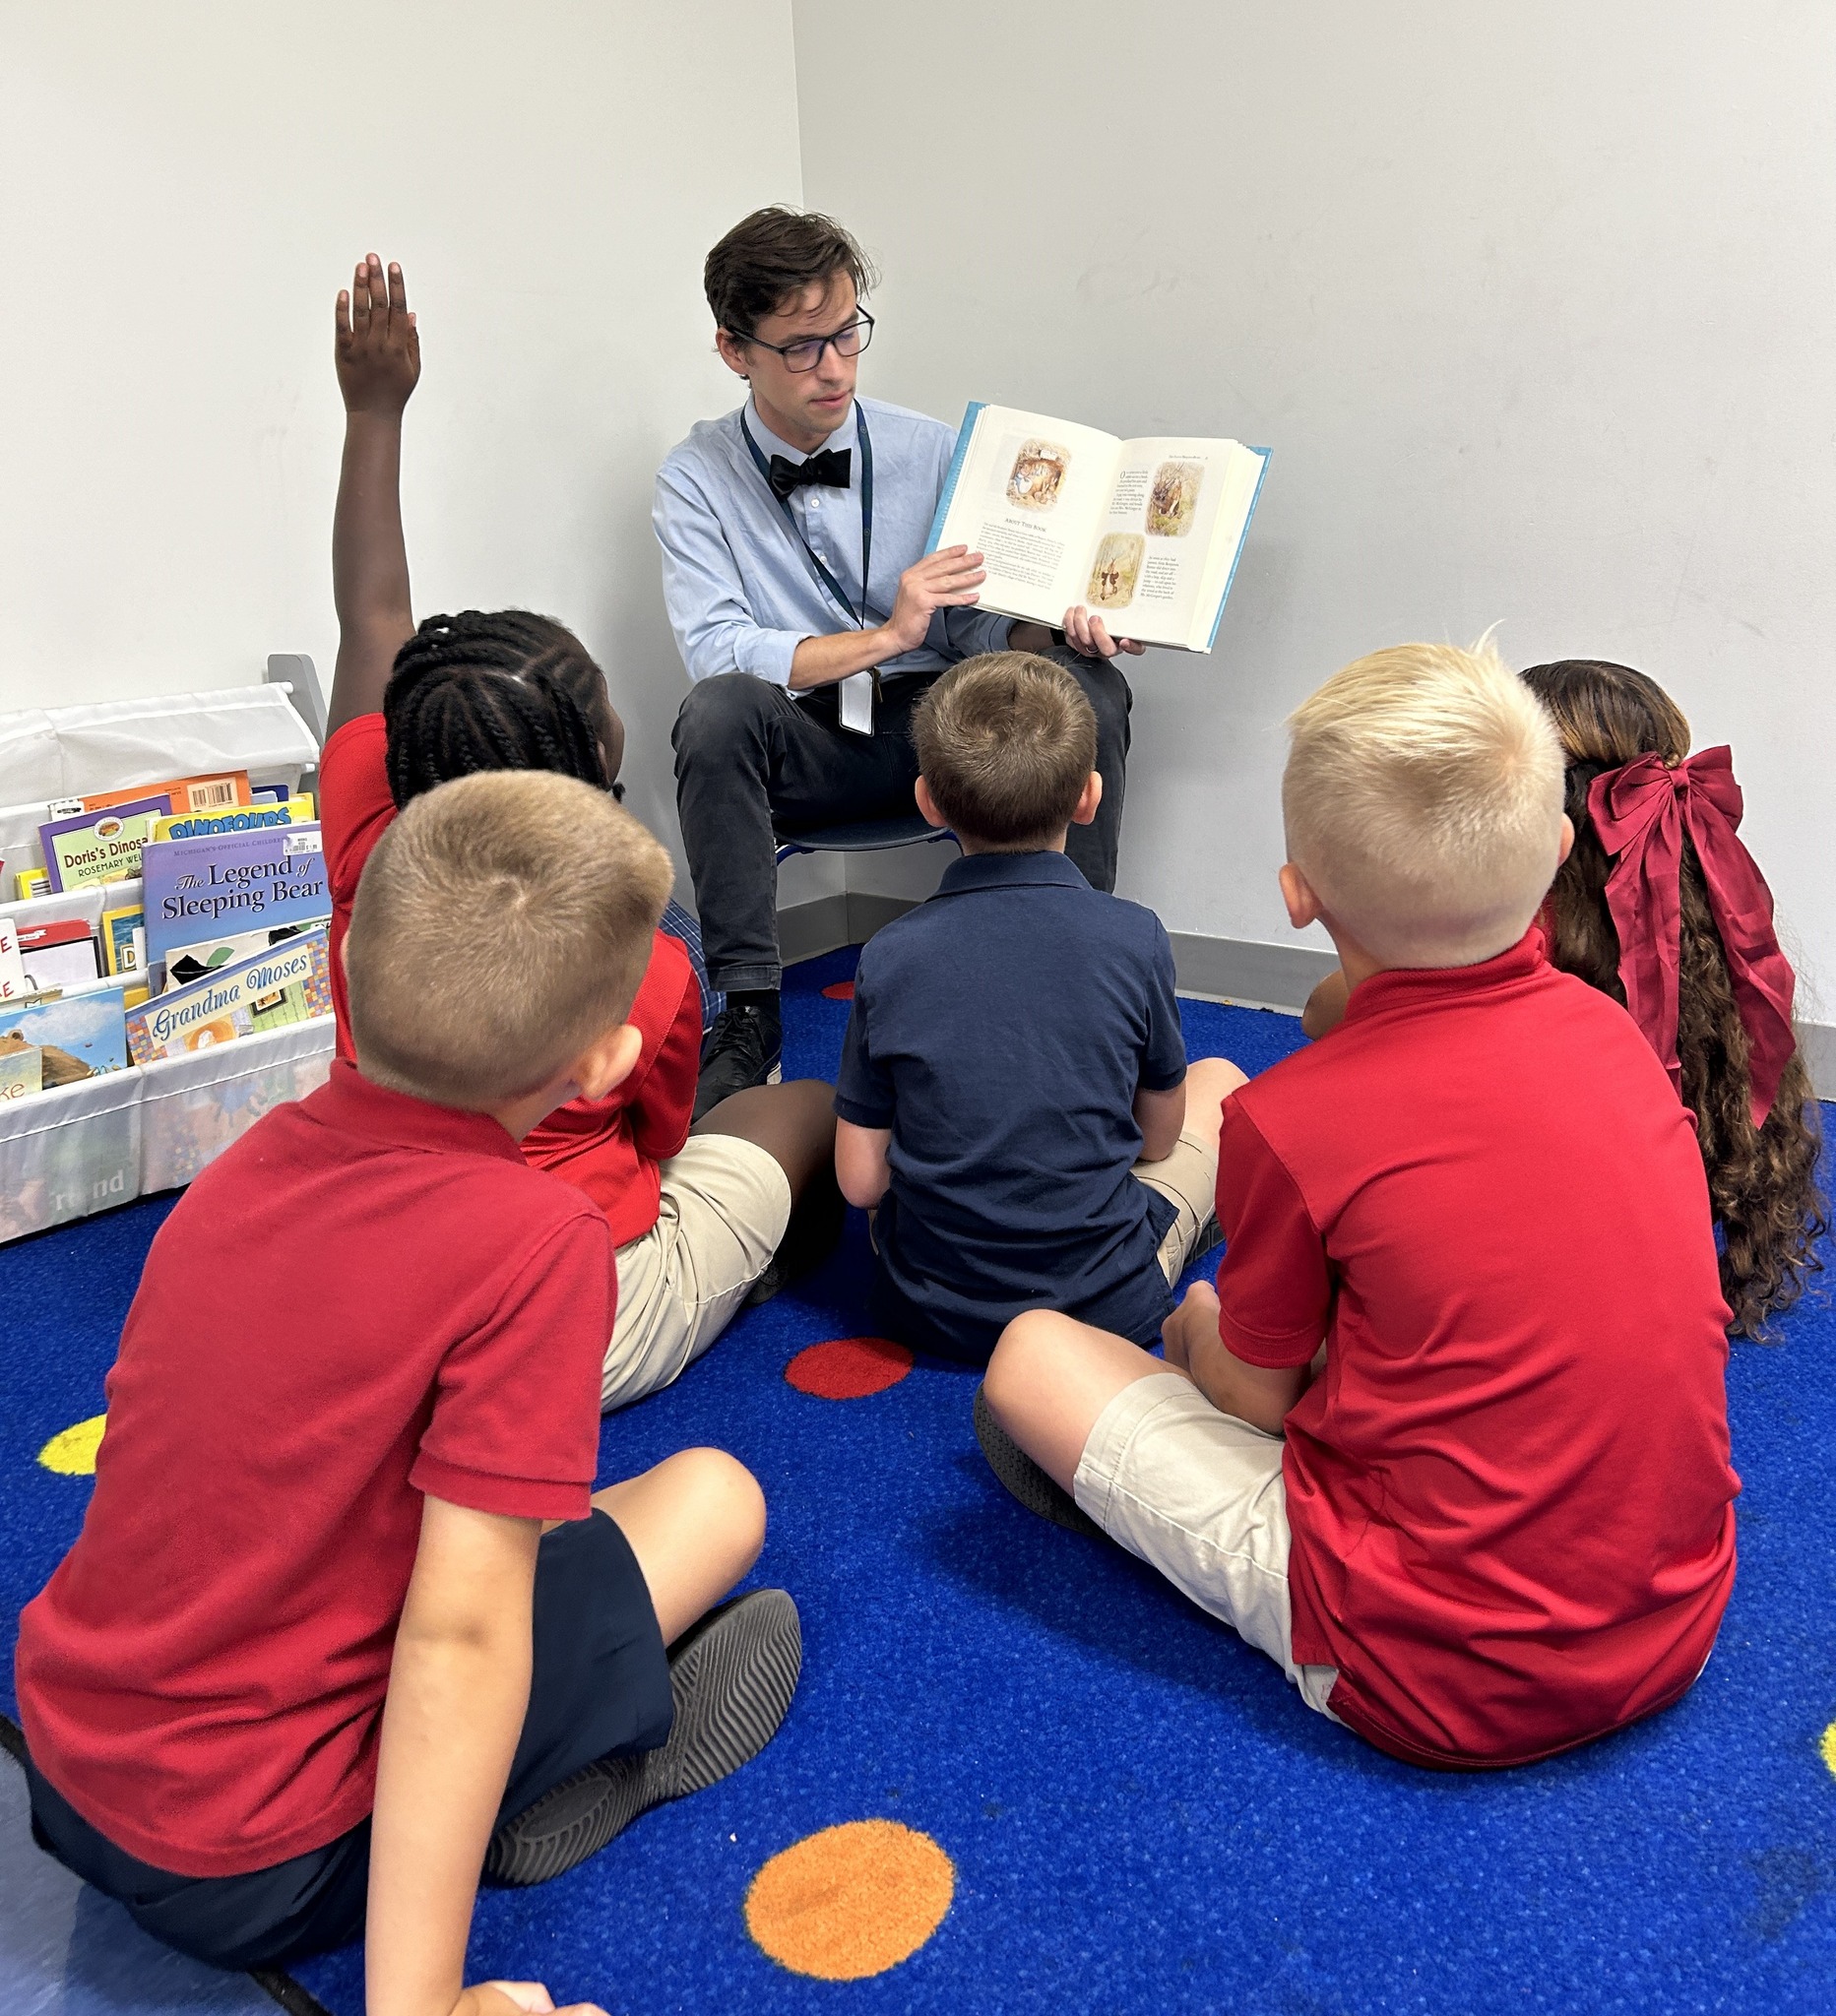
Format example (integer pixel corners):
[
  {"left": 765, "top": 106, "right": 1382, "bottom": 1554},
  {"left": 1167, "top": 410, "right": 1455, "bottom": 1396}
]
[
  {"left": 484, "top": 1588, "right": 802, "bottom": 1887},
  {"left": 974, "top": 1385, "right": 1106, "bottom": 1540},
  {"left": 694, "top": 1001, "right": 783, "bottom": 1121}
]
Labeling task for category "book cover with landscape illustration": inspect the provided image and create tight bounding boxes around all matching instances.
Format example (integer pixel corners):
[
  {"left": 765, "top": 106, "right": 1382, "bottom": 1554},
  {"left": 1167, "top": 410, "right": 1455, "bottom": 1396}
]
[{"left": 0, "top": 981, "right": 130, "bottom": 1086}]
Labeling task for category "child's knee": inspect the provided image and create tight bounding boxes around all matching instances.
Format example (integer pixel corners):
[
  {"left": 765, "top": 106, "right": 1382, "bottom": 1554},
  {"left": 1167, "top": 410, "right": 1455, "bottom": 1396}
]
[
  {"left": 670, "top": 1446, "right": 767, "bottom": 1555},
  {"left": 985, "top": 1309, "right": 1063, "bottom": 1417},
  {"left": 1188, "top": 1054, "right": 1247, "bottom": 1104}
]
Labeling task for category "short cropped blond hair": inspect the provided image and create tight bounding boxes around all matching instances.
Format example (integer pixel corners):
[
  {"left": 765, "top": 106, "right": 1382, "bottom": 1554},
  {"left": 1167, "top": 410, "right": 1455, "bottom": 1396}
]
[
  {"left": 1283, "top": 638, "right": 1563, "bottom": 968},
  {"left": 347, "top": 770, "right": 672, "bottom": 1108},
  {"left": 914, "top": 653, "right": 1096, "bottom": 848}
]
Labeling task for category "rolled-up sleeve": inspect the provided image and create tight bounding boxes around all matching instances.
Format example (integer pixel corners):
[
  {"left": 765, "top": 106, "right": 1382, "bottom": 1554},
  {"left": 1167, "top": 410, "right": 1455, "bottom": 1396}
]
[{"left": 654, "top": 463, "right": 807, "bottom": 687}]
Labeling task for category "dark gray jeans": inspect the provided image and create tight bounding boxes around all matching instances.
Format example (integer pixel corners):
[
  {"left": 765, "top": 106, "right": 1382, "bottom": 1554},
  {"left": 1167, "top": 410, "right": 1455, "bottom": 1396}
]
[{"left": 671, "top": 652, "right": 1132, "bottom": 993}]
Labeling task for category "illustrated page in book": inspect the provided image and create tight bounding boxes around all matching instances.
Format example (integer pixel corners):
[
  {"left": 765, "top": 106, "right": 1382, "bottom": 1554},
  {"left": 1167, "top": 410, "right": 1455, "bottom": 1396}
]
[
  {"left": 929, "top": 406, "right": 1126, "bottom": 629},
  {"left": 1091, "top": 436, "right": 1268, "bottom": 651}
]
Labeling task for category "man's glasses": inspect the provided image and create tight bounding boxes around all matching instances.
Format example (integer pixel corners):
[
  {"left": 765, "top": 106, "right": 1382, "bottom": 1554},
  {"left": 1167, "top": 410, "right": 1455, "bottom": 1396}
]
[{"left": 736, "top": 312, "right": 875, "bottom": 374}]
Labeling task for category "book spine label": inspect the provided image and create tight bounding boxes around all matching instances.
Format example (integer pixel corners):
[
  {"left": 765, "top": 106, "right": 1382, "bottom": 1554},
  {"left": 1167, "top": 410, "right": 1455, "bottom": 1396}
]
[
  {"left": 1204, "top": 448, "right": 1273, "bottom": 653},
  {"left": 924, "top": 403, "right": 986, "bottom": 556}
]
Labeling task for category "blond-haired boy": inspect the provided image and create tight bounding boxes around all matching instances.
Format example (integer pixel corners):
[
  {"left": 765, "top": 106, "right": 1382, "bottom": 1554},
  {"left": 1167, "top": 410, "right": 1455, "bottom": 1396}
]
[
  {"left": 17, "top": 772, "right": 802, "bottom": 2016},
  {"left": 983, "top": 639, "right": 1739, "bottom": 1769}
]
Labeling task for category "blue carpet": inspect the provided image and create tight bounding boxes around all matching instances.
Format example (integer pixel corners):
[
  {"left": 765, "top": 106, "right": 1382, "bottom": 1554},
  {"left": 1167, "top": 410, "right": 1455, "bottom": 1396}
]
[{"left": 3, "top": 948, "right": 1833, "bottom": 2014}]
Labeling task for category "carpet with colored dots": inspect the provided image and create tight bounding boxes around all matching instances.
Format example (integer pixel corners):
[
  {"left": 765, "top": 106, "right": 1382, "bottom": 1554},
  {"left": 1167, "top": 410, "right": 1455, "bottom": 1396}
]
[{"left": 3, "top": 946, "right": 1834, "bottom": 2014}]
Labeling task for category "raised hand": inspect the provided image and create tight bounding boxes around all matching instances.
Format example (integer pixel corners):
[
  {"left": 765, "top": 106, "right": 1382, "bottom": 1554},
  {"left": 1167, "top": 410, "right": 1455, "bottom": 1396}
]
[
  {"left": 335, "top": 253, "right": 420, "bottom": 415},
  {"left": 882, "top": 546, "right": 986, "bottom": 655},
  {"left": 1062, "top": 605, "right": 1146, "bottom": 661}
]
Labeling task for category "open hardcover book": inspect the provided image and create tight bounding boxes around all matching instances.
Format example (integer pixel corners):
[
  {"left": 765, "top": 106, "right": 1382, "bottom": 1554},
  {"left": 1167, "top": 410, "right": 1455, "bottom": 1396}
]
[{"left": 925, "top": 405, "right": 1270, "bottom": 652}]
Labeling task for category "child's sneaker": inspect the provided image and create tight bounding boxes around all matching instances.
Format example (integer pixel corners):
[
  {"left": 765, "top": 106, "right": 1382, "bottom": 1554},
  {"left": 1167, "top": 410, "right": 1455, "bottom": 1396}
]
[
  {"left": 485, "top": 1587, "right": 801, "bottom": 1887},
  {"left": 974, "top": 1385, "right": 1105, "bottom": 1541}
]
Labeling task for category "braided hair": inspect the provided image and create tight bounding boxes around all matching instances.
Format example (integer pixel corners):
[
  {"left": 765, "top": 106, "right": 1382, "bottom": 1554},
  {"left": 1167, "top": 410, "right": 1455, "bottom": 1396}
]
[
  {"left": 1522, "top": 659, "right": 1826, "bottom": 1338},
  {"left": 382, "top": 610, "right": 617, "bottom": 809}
]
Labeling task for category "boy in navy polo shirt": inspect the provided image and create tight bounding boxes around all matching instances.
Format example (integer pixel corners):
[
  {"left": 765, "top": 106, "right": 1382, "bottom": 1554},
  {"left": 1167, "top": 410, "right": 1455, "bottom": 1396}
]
[
  {"left": 982, "top": 642, "right": 1739, "bottom": 1770},
  {"left": 17, "top": 772, "right": 803, "bottom": 2011},
  {"left": 833, "top": 653, "right": 1242, "bottom": 1364}
]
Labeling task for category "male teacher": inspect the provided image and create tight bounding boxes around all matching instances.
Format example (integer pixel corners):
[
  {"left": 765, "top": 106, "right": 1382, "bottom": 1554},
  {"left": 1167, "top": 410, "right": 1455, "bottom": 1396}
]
[{"left": 657, "top": 206, "right": 1138, "bottom": 1116}]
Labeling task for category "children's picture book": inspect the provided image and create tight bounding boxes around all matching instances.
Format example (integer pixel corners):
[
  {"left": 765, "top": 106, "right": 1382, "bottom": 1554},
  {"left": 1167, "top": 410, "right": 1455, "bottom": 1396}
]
[
  {"left": 39, "top": 795, "right": 173, "bottom": 893},
  {"left": 14, "top": 868, "right": 50, "bottom": 901},
  {"left": 0, "top": 981, "right": 130, "bottom": 1086},
  {"left": 125, "top": 928, "right": 332, "bottom": 1064},
  {"left": 101, "top": 901, "right": 146, "bottom": 978},
  {"left": 0, "top": 1042, "right": 42, "bottom": 1102},
  {"left": 925, "top": 403, "right": 1271, "bottom": 652},
  {"left": 49, "top": 772, "right": 250, "bottom": 820},
  {"left": 140, "top": 823, "right": 331, "bottom": 973},
  {"left": 0, "top": 917, "right": 24, "bottom": 1003},
  {"left": 15, "top": 916, "right": 102, "bottom": 992},
  {"left": 250, "top": 784, "right": 312, "bottom": 808},
  {"left": 163, "top": 922, "right": 309, "bottom": 990},
  {"left": 152, "top": 793, "right": 316, "bottom": 844}
]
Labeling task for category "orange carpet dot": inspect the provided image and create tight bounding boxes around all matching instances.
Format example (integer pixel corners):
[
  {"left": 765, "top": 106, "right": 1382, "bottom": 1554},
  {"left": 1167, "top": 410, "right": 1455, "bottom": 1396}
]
[
  {"left": 785, "top": 1335, "right": 913, "bottom": 1399},
  {"left": 38, "top": 1414, "right": 106, "bottom": 1476},
  {"left": 821, "top": 980, "right": 856, "bottom": 1000},
  {"left": 745, "top": 1819, "right": 954, "bottom": 1980}
]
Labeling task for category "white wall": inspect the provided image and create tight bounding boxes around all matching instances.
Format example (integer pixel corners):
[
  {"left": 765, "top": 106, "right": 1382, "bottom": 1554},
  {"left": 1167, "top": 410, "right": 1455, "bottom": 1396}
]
[
  {"left": 794, "top": 0, "right": 1836, "bottom": 1004},
  {"left": 0, "top": 0, "right": 840, "bottom": 901}
]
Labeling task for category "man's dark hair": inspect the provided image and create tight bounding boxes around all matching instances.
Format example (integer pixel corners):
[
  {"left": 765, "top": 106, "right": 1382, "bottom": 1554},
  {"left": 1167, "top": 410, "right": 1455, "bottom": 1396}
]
[
  {"left": 914, "top": 654, "right": 1097, "bottom": 850},
  {"left": 382, "top": 610, "right": 617, "bottom": 811},
  {"left": 704, "top": 207, "right": 876, "bottom": 337}
]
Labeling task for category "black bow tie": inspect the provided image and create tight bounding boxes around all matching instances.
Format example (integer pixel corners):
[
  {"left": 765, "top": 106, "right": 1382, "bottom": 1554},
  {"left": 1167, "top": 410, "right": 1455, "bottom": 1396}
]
[{"left": 768, "top": 446, "right": 852, "bottom": 502}]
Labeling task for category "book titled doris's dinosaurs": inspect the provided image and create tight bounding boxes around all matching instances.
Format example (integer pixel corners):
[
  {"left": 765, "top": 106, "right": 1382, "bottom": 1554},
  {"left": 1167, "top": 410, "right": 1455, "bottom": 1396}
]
[{"left": 925, "top": 403, "right": 1270, "bottom": 652}]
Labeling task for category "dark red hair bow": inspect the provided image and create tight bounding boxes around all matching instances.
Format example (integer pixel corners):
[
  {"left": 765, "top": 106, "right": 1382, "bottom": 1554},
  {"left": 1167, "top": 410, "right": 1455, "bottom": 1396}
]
[{"left": 1587, "top": 746, "right": 1796, "bottom": 1129}]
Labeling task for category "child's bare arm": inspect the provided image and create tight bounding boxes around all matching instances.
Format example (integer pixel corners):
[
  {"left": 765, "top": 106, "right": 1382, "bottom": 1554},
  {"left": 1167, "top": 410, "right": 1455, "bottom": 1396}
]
[
  {"left": 835, "top": 1118, "right": 892, "bottom": 1209},
  {"left": 1163, "top": 1283, "right": 1309, "bottom": 1435},
  {"left": 366, "top": 1493, "right": 607, "bottom": 2016},
  {"left": 1300, "top": 969, "right": 1351, "bottom": 1041},
  {"left": 1133, "top": 1081, "right": 1186, "bottom": 1163},
  {"left": 329, "top": 254, "right": 420, "bottom": 738}
]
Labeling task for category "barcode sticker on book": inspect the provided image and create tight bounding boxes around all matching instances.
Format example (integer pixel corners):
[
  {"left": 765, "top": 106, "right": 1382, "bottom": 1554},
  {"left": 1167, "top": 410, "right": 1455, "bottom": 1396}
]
[
  {"left": 186, "top": 779, "right": 239, "bottom": 810},
  {"left": 283, "top": 830, "right": 324, "bottom": 854}
]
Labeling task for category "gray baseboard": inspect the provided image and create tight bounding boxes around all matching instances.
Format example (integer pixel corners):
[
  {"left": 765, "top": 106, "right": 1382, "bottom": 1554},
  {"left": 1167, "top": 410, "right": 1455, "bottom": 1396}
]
[
  {"left": 1167, "top": 931, "right": 1337, "bottom": 1014},
  {"left": 776, "top": 892, "right": 918, "bottom": 967},
  {"left": 773, "top": 904, "right": 1836, "bottom": 1096}
]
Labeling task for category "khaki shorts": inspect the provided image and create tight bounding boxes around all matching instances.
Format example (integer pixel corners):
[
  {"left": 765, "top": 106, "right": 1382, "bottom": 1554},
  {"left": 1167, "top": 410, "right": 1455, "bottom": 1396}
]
[
  {"left": 602, "top": 1132, "right": 792, "bottom": 1413},
  {"left": 1073, "top": 1371, "right": 1343, "bottom": 1719},
  {"left": 1133, "top": 1121, "right": 1223, "bottom": 1285}
]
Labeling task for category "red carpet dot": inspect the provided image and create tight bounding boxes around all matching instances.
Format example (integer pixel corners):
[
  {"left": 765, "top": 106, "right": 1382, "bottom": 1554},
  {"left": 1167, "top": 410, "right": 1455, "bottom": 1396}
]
[
  {"left": 821, "top": 980, "right": 855, "bottom": 1000},
  {"left": 786, "top": 1336, "right": 913, "bottom": 1399}
]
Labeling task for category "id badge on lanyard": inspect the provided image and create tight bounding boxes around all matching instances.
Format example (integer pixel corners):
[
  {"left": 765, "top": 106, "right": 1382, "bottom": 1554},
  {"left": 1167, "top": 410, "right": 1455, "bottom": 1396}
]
[{"left": 741, "top": 407, "right": 879, "bottom": 735}]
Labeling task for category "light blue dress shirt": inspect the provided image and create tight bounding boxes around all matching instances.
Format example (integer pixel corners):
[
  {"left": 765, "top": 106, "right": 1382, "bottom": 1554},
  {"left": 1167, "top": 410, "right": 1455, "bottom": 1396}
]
[{"left": 653, "top": 395, "right": 1013, "bottom": 689}]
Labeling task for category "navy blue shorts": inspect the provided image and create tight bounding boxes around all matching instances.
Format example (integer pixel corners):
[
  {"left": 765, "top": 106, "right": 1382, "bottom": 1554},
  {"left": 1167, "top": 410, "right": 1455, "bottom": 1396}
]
[{"left": 26, "top": 1509, "right": 672, "bottom": 1971}]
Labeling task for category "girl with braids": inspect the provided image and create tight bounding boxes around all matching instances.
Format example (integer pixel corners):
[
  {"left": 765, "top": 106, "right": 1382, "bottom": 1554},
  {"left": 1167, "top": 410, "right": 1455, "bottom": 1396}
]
[
  {"left": 323, "top": 255, "right": 841, "bottom": 1411},
  {"left": 1304, "top": 656, "right": 1823, "bottom": 1338}
]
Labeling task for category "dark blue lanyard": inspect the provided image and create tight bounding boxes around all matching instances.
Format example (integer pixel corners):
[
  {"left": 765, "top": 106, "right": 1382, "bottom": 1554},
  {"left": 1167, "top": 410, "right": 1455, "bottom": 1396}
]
[{"left": 741, "top": 404, "right": 876, "bottom": 629}]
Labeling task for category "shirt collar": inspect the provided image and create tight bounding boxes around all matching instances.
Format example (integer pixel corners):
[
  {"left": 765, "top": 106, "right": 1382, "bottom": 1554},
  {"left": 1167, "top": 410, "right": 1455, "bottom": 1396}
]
[
  {"left": 307, "top": 1057, "right": 526, "bottom": 1164},
  {"left": 1340, "top": 926, "right": 1550, "bottom": 1027},
  {"left": 743, "top": 397, "right": 858, "bottom": 473},
  {"left": 934, "top": 850, "right": 1091, "bottom": 897}
]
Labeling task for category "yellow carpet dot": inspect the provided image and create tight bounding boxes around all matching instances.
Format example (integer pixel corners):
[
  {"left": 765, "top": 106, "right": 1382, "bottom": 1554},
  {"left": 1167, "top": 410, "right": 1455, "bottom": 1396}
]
[
  {"left": 37, "top": 1415, "right": 106, "bottom": 1476},
  {"left": 745, "top": 1819, "right": 955, "bottom": 1981},
  {"left": 1821, "top": 1720, "right": 1836, "bottom": 1779}
]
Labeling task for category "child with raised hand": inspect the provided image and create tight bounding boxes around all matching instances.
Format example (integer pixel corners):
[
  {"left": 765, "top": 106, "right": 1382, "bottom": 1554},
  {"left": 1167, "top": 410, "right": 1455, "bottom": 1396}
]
[
  {"left": 16, "top": 770, "right": 802, "bottom": 2011},
  {"left": 832, "top": 651, "right": 1243, "bottom": 1365},
  {"left": 1303, "top": 655, "right": 1824, "bottom": 1338},
  {"left": 326, "top": 255, "right": 840, "bottom": 1412},
  {"left": 983, "top": 640, "right": 1739, "bottom": 1771}
]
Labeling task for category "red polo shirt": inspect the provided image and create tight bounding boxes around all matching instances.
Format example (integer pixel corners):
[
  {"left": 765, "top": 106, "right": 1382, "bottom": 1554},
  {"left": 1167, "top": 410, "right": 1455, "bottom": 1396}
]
[
  {"left": 319, "top": 714, "right": 700, "bottom": 1246},
  {"left": 1214, "top": 930, "right": 1738, "bottom": 1769},
  {"left": 15, "top": 1061, "right": 614, "bottom": 1876}
]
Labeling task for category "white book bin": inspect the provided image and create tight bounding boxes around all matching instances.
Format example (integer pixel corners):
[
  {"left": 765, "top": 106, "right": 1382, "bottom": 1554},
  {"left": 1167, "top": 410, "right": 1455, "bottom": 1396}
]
[{"left": 0, "top": 680, "right": 332, "bottom": 1243}]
